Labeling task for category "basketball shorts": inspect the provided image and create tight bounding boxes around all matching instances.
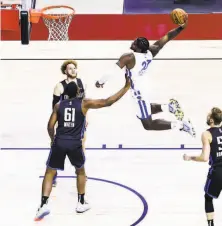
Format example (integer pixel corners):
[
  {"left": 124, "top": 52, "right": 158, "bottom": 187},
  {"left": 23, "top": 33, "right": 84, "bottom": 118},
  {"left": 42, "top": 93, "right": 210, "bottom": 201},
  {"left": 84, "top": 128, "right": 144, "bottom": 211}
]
[
  {"left": 46, "top": 138, "right": 85, "bottom": 171},
  {"left": 204, "top": 166, "right": 222, "bottom": 199},
  {"left": 131, "top": 90, "right": 152, "bottom": 119}
]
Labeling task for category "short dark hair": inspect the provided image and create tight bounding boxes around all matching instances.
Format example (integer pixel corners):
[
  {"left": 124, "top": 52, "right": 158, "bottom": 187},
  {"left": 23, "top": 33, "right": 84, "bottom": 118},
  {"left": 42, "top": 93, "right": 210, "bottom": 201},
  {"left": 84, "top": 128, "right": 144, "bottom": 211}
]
[
  {"left": 211, "top": 107, "right": 222, "bottom": 125},
  {"left": 66, "top": 82, "right": 78, "bottom": 98},
  {"left": 136, "top": 37, "right": 149, "bottom": 53},
  {"left": 61, "top": 60, "right": 77, "bottom": 74}
]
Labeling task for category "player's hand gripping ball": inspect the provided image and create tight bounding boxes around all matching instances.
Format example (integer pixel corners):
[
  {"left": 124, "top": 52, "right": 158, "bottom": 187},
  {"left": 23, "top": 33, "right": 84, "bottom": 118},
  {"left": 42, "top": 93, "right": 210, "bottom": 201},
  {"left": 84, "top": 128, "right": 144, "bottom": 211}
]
[{"left": 170, "top": 8, "right": 188, "bottom": 25}]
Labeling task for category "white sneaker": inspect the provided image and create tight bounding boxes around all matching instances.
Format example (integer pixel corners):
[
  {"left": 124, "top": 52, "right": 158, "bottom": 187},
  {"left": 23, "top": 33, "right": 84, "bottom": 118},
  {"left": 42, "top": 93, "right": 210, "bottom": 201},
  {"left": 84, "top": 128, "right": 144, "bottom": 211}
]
[
  {"left": 181, "top": 119, "right": 196, "bottom": 137},
  {"left": 76, "top": 201, "right": 90, "bottom": 213},
  {"left": 169, "top": 99, "right": 184, "bottom": 121},
  {"left": 34, "top": 204, "right": 50, "bottom": 221}
]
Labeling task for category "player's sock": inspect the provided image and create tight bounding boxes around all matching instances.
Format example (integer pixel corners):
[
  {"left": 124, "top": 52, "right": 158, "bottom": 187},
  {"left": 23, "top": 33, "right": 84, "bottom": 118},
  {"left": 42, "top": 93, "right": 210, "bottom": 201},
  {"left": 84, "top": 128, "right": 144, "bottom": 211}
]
[
  {"left": 207, "top": 219, "right": 214, "bottom": 226},
  {"left": 171, "top": 121, "right": 183, "bottom": 130},
  {"left": 161, "top": 104, "right": 169, "bottom": 112},
  {"left": 78, "top": 194, "right": 85, "bottom": 204},
  {"left": 41, "top": 196, "right": 49, "bottom": 207}
]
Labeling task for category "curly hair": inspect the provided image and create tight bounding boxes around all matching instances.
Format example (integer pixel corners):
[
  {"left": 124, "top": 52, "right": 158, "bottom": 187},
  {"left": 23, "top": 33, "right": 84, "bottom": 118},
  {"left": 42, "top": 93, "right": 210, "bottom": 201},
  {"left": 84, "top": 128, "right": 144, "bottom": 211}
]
[
  {"left": 211, "top": 107, "right": 222, "bottom": 125},
  {"left": 61, "top": 60, "right": 77, "bottom": 74}
]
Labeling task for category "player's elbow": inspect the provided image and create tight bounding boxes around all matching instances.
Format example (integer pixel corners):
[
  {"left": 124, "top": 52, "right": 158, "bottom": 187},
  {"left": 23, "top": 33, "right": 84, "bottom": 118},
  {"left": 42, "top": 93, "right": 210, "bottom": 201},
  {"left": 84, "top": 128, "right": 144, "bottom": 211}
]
[
  {"left": 202, "top": 154, "right": 209, "bottom": 162},
  {"left": 47, "top": 122, "right": 53, "bottom": 131},
  {"left": 203, "top": 157, "right": 209, "bottom": 162}
]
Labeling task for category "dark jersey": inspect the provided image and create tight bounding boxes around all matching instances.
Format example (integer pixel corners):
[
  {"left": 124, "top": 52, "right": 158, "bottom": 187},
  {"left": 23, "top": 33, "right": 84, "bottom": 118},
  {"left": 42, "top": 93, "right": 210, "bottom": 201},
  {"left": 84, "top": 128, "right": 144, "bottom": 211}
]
[
  {"left": 208, "top": 127, "right": 222, "bottom": 167},
  {"left": 60, "top": 79, "right": 85, "bottom": 101},
  {"left": 56, "top": 99, "right": 86, "bottom": 140}
]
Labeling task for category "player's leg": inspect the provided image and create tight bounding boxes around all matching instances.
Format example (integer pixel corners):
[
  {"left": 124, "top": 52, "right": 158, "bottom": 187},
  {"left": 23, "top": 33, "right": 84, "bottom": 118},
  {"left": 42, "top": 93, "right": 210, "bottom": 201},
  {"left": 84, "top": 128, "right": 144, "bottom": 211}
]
[
  {"left": 67, "top": 141, "right": 90, "bottom": 213},
  {"left": 82, "top": 133, "right": 88, "bottom": 181},
  {"left": 137, "top": 98, "right": 195, "bottom": 136},
  {"left": 204, "top": 167, "right": 222, "bottom": 226},
  {"left": 151, "top": 99, "right": 184, "bottom": 120},
  {"left": 35, "top": 139, "right": 66, "bottom": 221},
  {"left": 75, "top": 127, "right": 88, "bottom": 181},
  {"left": 205, "top": 194, "right": 214, "bottom": 226},
  {"left": 52, "top": 171, "right": 57, "bottom": 187}
]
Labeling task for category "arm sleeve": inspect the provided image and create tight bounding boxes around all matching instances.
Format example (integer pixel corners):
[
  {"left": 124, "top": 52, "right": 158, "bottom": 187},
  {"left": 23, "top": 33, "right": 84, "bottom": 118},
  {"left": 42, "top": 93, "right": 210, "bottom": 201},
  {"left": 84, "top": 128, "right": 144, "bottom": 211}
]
[
  {"left": 52, "top": 95, "right": 60, "bottom": 109},
  {"left": 97, "top": 63, "right": 122, "bottom": 84}
]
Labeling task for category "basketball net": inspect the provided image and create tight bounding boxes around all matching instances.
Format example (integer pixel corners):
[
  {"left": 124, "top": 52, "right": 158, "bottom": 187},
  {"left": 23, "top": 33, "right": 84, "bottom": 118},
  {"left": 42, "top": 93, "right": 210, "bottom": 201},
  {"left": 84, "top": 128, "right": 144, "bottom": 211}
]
[
  {"left": 43, "top": 15, "right": 73, "bottom": 41},
  {"left": 30, "top": 5, "right": 75, "bottom": 41}
]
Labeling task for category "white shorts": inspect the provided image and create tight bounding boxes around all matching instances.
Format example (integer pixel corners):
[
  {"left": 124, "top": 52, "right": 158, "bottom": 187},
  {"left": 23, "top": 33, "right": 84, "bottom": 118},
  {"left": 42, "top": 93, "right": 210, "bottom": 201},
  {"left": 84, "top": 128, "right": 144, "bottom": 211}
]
[{"left": 131, "top": 90, "right": 152, "bottom": 119}]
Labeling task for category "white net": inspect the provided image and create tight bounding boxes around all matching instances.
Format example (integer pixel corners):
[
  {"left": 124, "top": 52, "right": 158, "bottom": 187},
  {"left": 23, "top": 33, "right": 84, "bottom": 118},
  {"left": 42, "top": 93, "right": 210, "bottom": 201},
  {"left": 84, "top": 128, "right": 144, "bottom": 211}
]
[{"left": 42, "top": 7, "right": 74, "bottom": 41}]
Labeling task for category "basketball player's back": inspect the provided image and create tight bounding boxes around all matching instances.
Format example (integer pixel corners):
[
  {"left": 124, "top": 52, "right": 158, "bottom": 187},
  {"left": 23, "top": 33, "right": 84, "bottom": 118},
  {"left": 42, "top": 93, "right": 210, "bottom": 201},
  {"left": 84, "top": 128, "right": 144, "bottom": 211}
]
[{"left": 56, "top": 98, "right": 85, "bottom": 141}]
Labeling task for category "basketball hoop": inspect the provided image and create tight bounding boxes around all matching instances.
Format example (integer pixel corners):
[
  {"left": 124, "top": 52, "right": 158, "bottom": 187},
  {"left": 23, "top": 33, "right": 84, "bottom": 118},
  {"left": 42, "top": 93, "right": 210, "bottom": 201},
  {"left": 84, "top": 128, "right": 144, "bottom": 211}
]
[{"left": 30, "top": 5, "right": 75, "bottom": 41}]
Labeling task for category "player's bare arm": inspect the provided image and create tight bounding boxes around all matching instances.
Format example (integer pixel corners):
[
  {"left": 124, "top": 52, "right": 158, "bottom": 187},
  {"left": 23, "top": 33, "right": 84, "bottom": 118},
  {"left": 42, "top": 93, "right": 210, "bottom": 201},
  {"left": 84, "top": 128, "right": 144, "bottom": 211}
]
[
  {"left": 84, "top": 77, "right": 130, "bottom": 114},
  {"left": 47, "top": 103, "right": 59, "bottom": 142},
  {"left": 183, "top": 131, "right": 212, "bottom": 162},
  {"left": 52, "top": 83, "right": 63, "bottom": 108},
  {"left": 149, "top": 22, "right": 187, "bottom": 57}
]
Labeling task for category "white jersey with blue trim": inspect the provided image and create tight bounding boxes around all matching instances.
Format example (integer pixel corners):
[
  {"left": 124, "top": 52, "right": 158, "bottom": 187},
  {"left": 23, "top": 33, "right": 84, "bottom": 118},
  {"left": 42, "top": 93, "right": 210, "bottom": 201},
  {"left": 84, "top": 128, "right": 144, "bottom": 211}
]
[
  {"left": 126, "top": 51, "right": 153, "bottom": 119},
  {"left": 126, "top": 51, "right": 153, "bottom": 95}
]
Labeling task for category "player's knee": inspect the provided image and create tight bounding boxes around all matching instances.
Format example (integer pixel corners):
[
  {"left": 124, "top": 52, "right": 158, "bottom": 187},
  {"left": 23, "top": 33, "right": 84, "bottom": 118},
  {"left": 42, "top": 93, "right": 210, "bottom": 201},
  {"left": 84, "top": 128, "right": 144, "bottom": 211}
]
[
  {"left": 205, "top": 194, "right": 214, "bottom": 213},
  {"left": 45, "top": 168, "right": 57, "bottom": 177},
  {"left": 141, "top": 118, "right": 153, "bottom": 130},
  {"left": 76, "top": 167, "right": 85, "bottom": 176}
]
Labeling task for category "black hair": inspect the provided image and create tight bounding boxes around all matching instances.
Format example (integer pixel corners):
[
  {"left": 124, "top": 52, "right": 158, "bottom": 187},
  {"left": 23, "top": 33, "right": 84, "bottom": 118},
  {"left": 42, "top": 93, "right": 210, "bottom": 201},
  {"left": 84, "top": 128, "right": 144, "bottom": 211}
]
[
  {"left": 136, "top": 37, "right": 149, "bottom": 53},
  {"left": 66, "top": 82, "right": 78, "bottom": 98}
]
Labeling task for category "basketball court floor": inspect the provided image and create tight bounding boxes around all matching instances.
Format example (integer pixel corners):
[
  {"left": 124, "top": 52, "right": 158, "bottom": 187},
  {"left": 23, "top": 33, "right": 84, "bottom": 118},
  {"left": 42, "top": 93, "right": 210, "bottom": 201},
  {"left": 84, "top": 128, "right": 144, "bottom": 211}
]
[{"left": 2, "top": 148, "right": 222, "bottom": 226}]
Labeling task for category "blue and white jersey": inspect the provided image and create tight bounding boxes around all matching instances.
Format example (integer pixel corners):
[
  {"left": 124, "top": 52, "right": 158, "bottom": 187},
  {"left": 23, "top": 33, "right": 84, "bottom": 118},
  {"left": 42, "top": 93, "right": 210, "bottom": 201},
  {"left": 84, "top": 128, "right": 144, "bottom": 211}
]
[{"left": 126, "top": 51, "right": 153, "bottom": 119}]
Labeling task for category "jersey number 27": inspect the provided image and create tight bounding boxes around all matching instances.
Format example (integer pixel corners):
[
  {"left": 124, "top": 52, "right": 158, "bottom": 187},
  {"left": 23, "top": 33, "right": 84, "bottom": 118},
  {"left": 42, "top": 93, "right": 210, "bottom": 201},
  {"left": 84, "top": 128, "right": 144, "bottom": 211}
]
[{"left": 142, "top": 59, "right": 151, "bottom": 71}]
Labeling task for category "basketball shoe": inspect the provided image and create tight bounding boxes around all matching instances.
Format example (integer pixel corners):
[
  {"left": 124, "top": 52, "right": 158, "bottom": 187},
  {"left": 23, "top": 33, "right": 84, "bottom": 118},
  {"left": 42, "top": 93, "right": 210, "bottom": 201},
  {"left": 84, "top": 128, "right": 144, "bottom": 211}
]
[
  {"left": 169, "top": 98, "right": 184, "bottom": 121},
  {"left": 34, "top": 204, "right": 50, "bottom": 221},
  {"left": 76, "top": 201, "right": 90, "bottom": 213}
]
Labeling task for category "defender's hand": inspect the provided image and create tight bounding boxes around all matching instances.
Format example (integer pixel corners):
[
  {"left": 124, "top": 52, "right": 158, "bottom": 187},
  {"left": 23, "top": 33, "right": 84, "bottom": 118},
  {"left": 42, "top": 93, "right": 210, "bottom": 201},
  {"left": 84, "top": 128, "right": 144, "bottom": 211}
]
[
  {"left": 95, "top": 81, "right": 104, "bottom": 88},
  {"left": 125, "top": 75, "right": 131, "bottom": 88}
]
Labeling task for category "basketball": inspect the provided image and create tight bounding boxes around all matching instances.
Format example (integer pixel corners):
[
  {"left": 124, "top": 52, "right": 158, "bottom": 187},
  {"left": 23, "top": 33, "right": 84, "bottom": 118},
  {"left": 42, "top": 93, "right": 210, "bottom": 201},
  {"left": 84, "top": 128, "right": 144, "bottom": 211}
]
[{"left": 170, "top": 8, "right": 188, "bottom": 25}]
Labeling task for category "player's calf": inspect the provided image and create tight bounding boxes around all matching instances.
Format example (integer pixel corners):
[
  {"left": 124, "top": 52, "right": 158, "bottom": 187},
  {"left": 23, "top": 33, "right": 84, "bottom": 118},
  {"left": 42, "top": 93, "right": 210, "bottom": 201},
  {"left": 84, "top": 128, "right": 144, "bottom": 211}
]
[
  {"left": 141, "top": 117, "right": 182, "bottom": 131},
  {"left": 205, "top": 194, "right": 214, "bottom": 226},
  {"left": 76, "top": 167, "right": 90, "bottom": 213},
  {"left": 151, "top": 99, "right": 184, "bottom": 120},
  {"left": 34, "top": 168, "right": 56, "bottom": 221}
]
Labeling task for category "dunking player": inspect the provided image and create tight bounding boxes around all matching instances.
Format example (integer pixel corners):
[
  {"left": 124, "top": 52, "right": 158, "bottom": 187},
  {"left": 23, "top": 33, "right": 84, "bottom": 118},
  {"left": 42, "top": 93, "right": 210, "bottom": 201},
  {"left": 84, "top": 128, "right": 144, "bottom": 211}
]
[
  {"left": 35, "top": 77, "right": 130, "bottom": 220},
  {"left": 184, "top": 107, "right": 222, "bottom": 226},
  {"left": 96, "top": 21, "right": 195, "bottom": 137},
  {"left": 52, "top": 60, "right": 86, "bottom": 187}
]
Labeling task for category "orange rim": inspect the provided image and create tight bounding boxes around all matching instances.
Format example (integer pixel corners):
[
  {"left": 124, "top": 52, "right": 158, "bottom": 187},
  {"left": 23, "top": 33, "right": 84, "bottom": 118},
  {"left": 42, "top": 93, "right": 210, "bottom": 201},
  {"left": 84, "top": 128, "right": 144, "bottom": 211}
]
[{"left": 41, "top": 5, "right": 75, "bottom": 20}]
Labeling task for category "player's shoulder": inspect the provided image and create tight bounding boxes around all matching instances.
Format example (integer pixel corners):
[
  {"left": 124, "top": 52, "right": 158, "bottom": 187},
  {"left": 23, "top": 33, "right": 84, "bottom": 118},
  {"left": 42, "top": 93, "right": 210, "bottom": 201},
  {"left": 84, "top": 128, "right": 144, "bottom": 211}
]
[
  {"left": 119, "top": 52, "right": 135, "bottom": 64},
  {"left": 53, "top": 82, "right": 64, "bottom": 95},
  {"left": 202, "top": 130, "right": 212, "bottom": 141}
]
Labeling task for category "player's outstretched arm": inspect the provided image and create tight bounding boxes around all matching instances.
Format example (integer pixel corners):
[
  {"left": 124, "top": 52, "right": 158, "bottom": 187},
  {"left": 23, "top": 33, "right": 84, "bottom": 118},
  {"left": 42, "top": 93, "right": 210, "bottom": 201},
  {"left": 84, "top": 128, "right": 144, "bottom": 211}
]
[
  {"left": 149, "top": 22, "right": 188, "bottom": 57},
  {"left": 183, "top": 131, "right": 211, "bottom": 162},
  {"left": 47, "top": 103, "right": 59, "bottom": 143},
  {"left": 95, "top": 53, "right": 133, "bottom": 88},
  {"left": 85, "top": 77, "right": 130, "bottom": 112}
]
